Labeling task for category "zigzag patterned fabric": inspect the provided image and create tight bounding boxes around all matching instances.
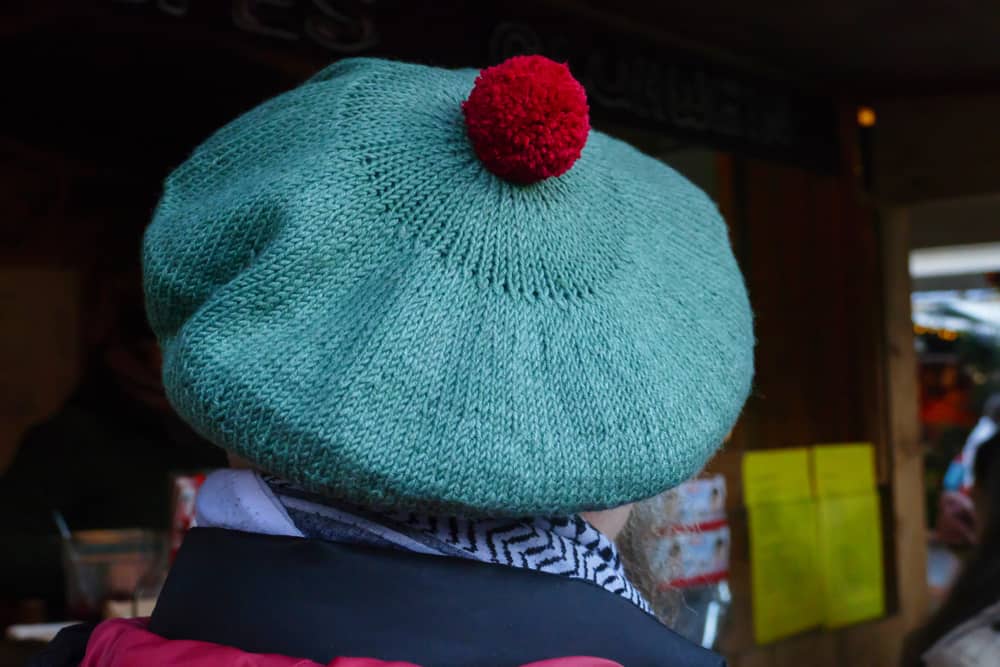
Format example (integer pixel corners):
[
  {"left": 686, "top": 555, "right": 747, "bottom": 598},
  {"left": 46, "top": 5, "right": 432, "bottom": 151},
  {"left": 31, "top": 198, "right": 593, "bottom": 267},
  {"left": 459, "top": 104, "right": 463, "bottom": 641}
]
[{"left": 264, "top": 476, "right": 652, "bottom": 613}]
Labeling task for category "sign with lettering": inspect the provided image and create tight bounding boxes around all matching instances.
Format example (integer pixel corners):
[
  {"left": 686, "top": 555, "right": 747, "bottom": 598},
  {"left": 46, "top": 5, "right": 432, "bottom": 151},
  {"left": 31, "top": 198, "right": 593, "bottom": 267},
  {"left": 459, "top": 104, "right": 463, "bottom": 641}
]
[
  {"left": 113, "top": 0, "right": 378, "bottom": 53},
  {"left": 488, "top": 21, "right": 838, "bottom": 172},
  {"left": 109, "top": 0, "right": 838, "bottom": 171}
]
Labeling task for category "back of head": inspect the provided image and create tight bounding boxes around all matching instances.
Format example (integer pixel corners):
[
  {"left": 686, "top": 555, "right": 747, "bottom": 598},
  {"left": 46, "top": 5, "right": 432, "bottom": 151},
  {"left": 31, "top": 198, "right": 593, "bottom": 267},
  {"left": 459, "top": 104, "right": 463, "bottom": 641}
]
[{"left": 142, "top": 56, "right": 755, "bottom": 518}]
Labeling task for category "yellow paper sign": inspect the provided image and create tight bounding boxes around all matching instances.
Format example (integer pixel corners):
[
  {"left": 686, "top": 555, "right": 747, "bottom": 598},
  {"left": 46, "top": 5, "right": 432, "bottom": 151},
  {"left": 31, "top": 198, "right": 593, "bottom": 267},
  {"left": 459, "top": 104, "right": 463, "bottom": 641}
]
[
  {"left": 742, "top": 448, "right": 812, "bottom": 506},
  {"left": 748, "top": 500, "right": 825, "bottom": 643},
  {"left": 813, "top": 443, "right": 877, "bottom": 498},
  {"left": 817, "top": 492, "right": 885, "bottom": 627},
  {"left": 743, "top": 443, "right": 884, "bottom": 643}
]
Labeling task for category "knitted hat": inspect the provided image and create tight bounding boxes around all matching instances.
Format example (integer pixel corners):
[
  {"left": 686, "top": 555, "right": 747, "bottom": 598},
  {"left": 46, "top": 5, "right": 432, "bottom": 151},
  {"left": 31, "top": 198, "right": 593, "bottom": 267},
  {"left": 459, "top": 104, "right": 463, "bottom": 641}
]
[{"left": 143, "top": 56, "right": 754, "bottom": 516}]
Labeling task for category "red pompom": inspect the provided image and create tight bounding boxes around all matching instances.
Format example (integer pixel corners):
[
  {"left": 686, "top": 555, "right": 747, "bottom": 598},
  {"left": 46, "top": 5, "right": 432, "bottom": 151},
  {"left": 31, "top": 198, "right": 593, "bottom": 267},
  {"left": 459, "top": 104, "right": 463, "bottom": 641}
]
[{"left": 462, "top": 55, "right": 590, "bottom": 184}]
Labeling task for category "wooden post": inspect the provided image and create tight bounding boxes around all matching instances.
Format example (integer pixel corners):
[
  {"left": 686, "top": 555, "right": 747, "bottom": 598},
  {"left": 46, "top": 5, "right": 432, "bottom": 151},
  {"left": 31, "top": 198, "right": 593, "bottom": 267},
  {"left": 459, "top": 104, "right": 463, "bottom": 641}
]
[{"left": 880, "top": 207, "right": 930, "bottom": 632}]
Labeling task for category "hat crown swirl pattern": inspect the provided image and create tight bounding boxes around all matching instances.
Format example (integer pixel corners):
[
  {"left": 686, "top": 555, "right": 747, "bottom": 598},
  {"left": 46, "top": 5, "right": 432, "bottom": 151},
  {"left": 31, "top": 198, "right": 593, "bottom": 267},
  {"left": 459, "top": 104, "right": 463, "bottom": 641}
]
[{"left": 143, "top": 56, "right": 755, "bottom": 516}]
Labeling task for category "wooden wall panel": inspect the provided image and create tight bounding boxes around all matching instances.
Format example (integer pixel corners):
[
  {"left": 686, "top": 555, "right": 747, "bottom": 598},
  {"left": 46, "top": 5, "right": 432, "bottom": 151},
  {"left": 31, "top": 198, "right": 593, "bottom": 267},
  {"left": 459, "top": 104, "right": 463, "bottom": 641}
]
[
  {"left": 772, "top": 632, "right": 840, "bottom": 667},
  {"left": 731, "top": 158, "right": 884, "bottom": 456},
  {"left": 0, "top": 268, "right": 82, "bottom": 471},
  {"left": 708, "top": 147, "right": 923, "bottom": 665},
  {"left": 731, "top": 648, "right": 776, "bottom": 667}
]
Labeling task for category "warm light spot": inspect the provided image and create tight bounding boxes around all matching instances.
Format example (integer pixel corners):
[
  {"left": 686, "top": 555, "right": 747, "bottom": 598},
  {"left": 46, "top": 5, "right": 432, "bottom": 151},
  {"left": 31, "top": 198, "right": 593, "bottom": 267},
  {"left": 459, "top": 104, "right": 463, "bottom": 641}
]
[
  {"left": 913, "top": 324, "right": 961, "bottom": 341},
  {"left": 857, "top": 106, "right": 876, "bottom": 128}
]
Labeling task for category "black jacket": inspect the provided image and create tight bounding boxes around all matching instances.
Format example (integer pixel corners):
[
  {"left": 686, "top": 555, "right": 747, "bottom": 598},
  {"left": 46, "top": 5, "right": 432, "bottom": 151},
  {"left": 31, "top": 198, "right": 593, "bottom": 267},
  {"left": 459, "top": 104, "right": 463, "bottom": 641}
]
[{"left": 32, "top": 527, "right": 726, "bottom": 667}]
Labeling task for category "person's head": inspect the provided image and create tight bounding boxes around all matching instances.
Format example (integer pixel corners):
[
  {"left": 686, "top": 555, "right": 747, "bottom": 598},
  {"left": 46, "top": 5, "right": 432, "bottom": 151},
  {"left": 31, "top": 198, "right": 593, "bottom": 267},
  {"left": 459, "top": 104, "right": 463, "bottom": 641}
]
[{"left": 142, "top": 55, "right": 754, "bottom": 525}]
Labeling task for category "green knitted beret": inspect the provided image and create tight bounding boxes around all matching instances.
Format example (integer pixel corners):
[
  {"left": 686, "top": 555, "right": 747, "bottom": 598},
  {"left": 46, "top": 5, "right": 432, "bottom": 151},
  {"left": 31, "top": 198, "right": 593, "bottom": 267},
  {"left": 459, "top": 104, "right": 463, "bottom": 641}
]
[{"left": 143, "top": 56, "right": 754, "bottom": 516}]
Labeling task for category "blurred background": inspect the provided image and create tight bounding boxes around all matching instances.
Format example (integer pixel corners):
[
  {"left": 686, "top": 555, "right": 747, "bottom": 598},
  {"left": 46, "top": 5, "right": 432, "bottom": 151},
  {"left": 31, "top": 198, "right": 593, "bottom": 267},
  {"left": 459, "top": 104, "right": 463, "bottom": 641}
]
[{"left": 2, "top": 2, "right": 1000, "bottom": 665}]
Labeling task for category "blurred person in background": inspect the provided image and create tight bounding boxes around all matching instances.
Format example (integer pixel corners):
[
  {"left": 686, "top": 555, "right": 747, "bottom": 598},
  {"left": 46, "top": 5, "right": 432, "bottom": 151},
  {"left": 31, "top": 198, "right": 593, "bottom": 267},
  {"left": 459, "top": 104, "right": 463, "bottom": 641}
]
[
  {"left": 935, "top": 395, "right": 1000, "bottom": 546},
  {"left": 0, "top": 261, "right": 225, "bottom": 620},
  {"left": 904, "top": 429, "right": 1000, "bottom": 666}
]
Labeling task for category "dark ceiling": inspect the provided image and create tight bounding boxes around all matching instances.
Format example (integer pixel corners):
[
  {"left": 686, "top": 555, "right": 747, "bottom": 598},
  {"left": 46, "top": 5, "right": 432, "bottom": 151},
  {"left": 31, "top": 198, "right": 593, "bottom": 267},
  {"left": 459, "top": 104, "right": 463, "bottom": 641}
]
[
  {"left": 580, "top": 0, "right": 1000, "bottom": 94},
  {"left": 3, "top": 0, "right": 998, "bottom": 178}
]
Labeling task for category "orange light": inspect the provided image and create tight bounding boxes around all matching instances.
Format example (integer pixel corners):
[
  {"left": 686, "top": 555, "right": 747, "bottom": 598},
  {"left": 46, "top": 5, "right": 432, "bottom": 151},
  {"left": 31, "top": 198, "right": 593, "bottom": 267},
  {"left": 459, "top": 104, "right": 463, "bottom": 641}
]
[{"left": 857, "top": 106, "right": 876, "bottom": 128}]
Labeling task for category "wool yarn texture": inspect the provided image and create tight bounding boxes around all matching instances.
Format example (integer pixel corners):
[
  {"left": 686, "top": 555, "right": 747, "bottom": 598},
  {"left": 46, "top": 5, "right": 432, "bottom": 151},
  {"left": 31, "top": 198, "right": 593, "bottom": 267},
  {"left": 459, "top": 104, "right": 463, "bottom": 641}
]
[{"left": 143, "top": 56, "right": 755, "bottom": 516}]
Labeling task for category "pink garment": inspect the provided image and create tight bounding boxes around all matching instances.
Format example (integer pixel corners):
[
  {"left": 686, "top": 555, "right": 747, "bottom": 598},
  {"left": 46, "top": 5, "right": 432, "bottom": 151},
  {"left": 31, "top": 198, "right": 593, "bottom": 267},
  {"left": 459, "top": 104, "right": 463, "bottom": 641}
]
[{"left": 81, "top": 618, "right": 623, "bottom": 667}]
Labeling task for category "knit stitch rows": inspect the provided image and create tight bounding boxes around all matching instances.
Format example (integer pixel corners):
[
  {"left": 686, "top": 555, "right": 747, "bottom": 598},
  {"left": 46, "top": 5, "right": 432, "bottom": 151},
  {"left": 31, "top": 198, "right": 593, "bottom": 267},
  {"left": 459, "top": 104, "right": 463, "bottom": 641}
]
[{"left": 143, "top": 58, "right": 755, "bottom": 516}]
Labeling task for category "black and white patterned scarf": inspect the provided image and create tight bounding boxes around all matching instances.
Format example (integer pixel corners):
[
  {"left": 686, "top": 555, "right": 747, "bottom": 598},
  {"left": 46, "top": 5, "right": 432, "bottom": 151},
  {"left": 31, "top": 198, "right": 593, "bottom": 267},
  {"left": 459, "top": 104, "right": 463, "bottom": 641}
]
[{"left": 262, "top": 476, "right": 651, "bottom": 613}]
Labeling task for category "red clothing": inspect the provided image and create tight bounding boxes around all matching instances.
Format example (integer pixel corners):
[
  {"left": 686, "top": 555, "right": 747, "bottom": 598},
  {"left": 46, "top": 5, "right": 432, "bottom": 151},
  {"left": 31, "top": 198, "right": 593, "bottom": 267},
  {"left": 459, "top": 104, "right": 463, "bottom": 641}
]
[{"left": 81, "top": 618, "right": 623, "bottom": 667}]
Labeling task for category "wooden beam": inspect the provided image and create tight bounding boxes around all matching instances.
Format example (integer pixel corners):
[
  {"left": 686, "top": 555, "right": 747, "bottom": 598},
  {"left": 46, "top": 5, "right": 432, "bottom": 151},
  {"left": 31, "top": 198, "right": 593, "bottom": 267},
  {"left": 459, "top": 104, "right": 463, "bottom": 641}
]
[{"left": 873, "top": 95, "right": 1000, "bottom": 204}]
